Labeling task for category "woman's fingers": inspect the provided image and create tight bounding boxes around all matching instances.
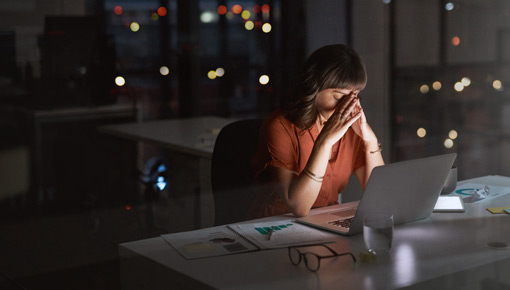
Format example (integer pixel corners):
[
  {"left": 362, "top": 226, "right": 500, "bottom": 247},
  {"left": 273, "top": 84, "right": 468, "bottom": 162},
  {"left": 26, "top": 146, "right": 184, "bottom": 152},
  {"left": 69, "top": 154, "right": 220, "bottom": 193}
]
[
  {"left": 346, "top": 111, "right": 363, "bottom": 126},
  {"left": 338, "top": 96, "right": 358, "bottom": 121}
]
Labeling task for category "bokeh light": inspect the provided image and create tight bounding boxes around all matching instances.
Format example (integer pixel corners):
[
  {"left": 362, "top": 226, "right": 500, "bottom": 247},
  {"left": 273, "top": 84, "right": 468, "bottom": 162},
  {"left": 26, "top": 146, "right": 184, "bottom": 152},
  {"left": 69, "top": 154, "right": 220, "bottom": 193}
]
[
  {"left": 201, "top": 11, "right": 217, "bottom": 23},
  {"left": 444, "top": 138, "right": 454, "bottom": 149},
  {"left": 451, "top": 36, "right": 460, "bottom": 46},
  {"left": 215, "top": 67, "right": 225, "bottom": 77},
  {"left": 259, "top": 75, "right": 269, "bottom": 85},
  {"left": 493, "top": 80, "right": 503, "bottom": 90},
  {"left": 454, "top": 82, "right": 464, "bottom": 92},
  {"left": 217, "top": 5, "right": 227, "bottom": 15},
  {"left": 420, "top": 84, "right": 429, "bottom": 94},
  {"left": 432, "top": 81, "right": 442, "bottom": 90},
  {"left": 245, "top": 21, "right": 254, "bottom": 30},
  {"left": 130, "top": 22, "right": 140, "bottom": 32},
  {"left": 157, "top": 7, "right": 167, "bottom": 17},
  {"left": 461, "top": 77, "right": 471, "bottom": 87},
  {"left": 160, "top": 66, "right": 169, "bottom": 76},
  {"left": 261, "top": 4, "right": 270, "bottom": 13},
  {"left": 445, "top": 2, "right": 455, "bottom": 11},
  {"left": 417, "top": 128, "right": 427, "bottom": 138},
  {"left": 449, "top": 130, "right": 458, "bottom": 140},
  {"left": 207, "top": 70, "right": 217, "bottom": 80},
  {"left": 232, "top": 4, "right": 242, "bottom": 14},
  {"left": 241, "top": 10, "right": 251, "bottom": 20},
  {"left": 115, "top": 76, "right": 125, "bottom": 86},
  {"left": 262, "top": 23, "right": 272, "bottom": 33},
  {"left": 114, "top": 6, "right": 123, "bottom": 15}
]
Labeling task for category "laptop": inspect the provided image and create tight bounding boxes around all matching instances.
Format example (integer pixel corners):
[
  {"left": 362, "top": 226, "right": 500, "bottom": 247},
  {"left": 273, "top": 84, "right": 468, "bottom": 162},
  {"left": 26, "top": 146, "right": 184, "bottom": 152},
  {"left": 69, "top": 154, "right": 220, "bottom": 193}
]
[{"left": 296, "top": 153, "right": 457, "bottom": 235}]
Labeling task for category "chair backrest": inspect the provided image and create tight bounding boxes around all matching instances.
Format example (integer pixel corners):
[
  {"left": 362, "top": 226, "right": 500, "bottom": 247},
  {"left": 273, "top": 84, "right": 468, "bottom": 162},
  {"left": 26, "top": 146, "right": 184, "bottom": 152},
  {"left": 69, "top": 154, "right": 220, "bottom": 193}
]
[{"left": 211, "top": 119, "right": 264, "bottom": 226}]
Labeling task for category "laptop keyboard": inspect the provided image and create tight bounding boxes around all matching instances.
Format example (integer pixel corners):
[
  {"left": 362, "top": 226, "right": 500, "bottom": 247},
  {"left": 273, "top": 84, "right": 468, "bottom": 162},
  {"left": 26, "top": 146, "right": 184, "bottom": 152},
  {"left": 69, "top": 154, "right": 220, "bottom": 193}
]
[{"left": 328, "top": 217, "right": 354, "bottom": 229}]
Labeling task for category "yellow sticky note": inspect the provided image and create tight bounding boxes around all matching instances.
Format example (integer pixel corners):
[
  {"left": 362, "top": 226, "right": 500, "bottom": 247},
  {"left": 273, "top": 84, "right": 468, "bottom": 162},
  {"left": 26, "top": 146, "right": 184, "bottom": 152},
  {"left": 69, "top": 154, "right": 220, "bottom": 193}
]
[{"left": 486, "top": 207, "right": 510, "bottom": 214}]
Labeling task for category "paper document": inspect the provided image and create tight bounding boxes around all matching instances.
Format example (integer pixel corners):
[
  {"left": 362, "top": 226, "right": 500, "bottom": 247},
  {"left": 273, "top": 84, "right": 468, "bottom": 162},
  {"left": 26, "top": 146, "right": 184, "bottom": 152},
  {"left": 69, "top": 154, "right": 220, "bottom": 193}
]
[
  {"left": 162, "top": 227, "right": 258, "bottom": 259},
  {"left": 433, "top": 196, "right": 465, "bottom": 212},
  {"left": 452, "top": 183, "right": 510, "bottom": 203},
  {"left": 162, "top": 219, "right": 335, "bottom": 259},
  {"left": 228, "top": 220, "right": 334, "bottom": 249}
]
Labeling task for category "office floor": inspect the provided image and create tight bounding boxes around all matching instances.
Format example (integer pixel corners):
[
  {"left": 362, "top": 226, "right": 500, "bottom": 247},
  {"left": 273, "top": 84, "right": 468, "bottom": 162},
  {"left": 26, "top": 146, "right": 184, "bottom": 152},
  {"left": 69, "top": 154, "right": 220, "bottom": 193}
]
[{"left": 0, "top": 190, "right": 198, "bottom": 290}]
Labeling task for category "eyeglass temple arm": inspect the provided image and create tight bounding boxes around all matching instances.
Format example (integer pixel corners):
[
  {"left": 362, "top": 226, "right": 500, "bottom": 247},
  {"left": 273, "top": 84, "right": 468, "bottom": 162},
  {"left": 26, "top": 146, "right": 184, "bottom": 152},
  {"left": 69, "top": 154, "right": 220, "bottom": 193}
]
[{"left": 320, "top": 244, "right": 357, "bottom": 262}]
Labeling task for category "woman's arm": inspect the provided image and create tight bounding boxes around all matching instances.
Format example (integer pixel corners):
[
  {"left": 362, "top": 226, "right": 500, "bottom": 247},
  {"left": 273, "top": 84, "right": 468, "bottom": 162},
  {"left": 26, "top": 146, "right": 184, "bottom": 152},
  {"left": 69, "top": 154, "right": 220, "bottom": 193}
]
[
  {"left": 355, "top": 140, "right": 384, "bottom": 189},
  {"left": 270, "top": 96, "right": 362, "bottom": 217},
  {"left": 269, "top": 139, "right": 332, "bottom": 217},
  {"left": 351, "top": 97, "right": 385, "bottom": 189}
]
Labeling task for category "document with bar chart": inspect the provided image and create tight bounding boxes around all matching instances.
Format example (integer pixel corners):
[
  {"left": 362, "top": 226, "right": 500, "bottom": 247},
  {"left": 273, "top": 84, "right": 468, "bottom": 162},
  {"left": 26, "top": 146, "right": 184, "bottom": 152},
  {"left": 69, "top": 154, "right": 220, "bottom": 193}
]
[
  {"left": 163, "top": 219, "right": 335, "bottom": 259},
  {"left": 227, "top": 219, "right": 334, "bottom": 249}
]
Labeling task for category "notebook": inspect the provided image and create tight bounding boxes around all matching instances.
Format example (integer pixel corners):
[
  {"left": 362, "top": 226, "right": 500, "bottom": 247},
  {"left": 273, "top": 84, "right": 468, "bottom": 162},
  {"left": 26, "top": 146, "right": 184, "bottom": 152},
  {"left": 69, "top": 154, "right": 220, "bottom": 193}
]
[{"left": 296, "top": 153, "right": 457, "bottom": 235}]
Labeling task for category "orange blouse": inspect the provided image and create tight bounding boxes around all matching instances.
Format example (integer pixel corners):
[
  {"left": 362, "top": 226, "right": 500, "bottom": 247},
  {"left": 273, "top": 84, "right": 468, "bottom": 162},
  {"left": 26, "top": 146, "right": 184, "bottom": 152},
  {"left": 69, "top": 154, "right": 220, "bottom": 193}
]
[{"left": 248, "top": 110, "right": 366, "bottom": 218}]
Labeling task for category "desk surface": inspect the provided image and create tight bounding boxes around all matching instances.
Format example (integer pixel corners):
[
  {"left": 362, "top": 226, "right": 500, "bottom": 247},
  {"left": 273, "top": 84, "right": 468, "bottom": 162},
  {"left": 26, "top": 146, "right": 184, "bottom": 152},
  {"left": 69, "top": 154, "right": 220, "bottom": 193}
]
[
  {"left": 99, "top": 116, "right": 236, "bottom": 159},
  {"left": 119, "top": 175, "right": 510, "bottom": 290}
]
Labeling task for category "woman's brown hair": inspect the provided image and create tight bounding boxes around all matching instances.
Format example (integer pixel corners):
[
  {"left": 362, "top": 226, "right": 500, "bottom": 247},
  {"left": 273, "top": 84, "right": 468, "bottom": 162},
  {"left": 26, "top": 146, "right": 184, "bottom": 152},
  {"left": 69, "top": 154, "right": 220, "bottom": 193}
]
[{"left": 281, "top": 44, "right": 367, "bottom": 130}]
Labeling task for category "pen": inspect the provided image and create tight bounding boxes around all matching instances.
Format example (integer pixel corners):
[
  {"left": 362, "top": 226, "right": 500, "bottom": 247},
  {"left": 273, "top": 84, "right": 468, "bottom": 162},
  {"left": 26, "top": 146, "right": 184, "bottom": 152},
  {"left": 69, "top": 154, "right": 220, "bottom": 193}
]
[{"left": 268, "top": 226, "right": 275, "bottom": 240}]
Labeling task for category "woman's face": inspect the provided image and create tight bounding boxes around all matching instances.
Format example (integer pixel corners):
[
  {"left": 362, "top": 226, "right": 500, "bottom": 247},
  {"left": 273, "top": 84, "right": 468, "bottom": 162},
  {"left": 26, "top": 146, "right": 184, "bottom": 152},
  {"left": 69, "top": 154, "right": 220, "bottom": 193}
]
[{"left": 316, "top": 88, "right": 359, "bottom": 114}]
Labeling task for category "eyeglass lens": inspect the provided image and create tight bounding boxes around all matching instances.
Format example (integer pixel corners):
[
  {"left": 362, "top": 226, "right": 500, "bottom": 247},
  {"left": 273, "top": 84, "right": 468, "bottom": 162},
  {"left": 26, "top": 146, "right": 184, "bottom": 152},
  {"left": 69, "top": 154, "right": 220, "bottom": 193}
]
[
  {"left": 289, "top": 248, "right": 301, "bottom": 265},
  {"left": 304, "top": 253, "right": 320, "bottom": 271}
]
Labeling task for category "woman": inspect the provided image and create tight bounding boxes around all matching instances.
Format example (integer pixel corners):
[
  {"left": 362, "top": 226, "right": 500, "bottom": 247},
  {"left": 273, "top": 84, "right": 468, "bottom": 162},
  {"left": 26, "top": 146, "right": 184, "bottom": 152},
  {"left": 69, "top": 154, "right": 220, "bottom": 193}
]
[{"left": 248, "top": 44, "right": 384, "bottom": 219}]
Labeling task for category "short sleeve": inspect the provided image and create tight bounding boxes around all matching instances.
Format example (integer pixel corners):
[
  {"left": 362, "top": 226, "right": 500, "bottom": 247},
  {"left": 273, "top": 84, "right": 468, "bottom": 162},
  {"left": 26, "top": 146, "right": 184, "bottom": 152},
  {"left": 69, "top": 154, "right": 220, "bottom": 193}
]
[
  {"left": 251, "top": 113, "right": 300, "bottom": 180},
  {"left": 264, "top": 118, "right": 297, "bottom": 172}
]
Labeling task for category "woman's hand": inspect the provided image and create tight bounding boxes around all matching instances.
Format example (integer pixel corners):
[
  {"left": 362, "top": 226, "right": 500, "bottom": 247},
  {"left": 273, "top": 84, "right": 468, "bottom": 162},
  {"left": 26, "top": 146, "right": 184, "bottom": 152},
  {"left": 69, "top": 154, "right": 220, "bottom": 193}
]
[
  {"left": 350, "top": 94, "right": 379, "bottom": 148},
  {"left": 317, "top": 95, "right": 362, "bottom": 147}
]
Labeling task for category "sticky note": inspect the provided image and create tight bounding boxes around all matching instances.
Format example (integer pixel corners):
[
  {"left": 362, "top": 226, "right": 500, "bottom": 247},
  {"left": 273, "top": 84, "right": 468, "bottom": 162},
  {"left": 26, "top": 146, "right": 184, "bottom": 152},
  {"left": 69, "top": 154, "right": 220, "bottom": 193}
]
[{"left": 486, "top": 207, "right": 510, "bottom": 214}]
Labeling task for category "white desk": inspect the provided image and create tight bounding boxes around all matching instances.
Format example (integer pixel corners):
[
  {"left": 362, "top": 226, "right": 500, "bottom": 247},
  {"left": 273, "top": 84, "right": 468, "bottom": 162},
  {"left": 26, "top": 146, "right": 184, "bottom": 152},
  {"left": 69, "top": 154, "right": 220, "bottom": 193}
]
[
  {"left": 119, "top": 175, "right": 510, "bottom": 290},
  {"left": 99, "top": 116, "right": 236, "bottom": 159},
  {"left": 99, "top": 117, "right": 237, "bottom": 229}
]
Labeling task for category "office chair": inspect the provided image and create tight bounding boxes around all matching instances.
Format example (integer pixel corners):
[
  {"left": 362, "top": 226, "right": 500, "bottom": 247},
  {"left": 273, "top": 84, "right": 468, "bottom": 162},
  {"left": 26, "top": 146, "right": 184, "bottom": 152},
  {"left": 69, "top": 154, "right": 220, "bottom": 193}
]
[{"left": 211, "top": 119, "right": 264, "bottom": 226}]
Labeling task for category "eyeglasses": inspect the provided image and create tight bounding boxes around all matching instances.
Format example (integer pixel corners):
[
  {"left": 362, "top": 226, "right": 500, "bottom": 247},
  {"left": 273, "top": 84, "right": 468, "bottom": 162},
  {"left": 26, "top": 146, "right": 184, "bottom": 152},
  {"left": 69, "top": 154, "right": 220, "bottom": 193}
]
[{"left": 288, "top": 244, "right": 357, "bottom": 272}]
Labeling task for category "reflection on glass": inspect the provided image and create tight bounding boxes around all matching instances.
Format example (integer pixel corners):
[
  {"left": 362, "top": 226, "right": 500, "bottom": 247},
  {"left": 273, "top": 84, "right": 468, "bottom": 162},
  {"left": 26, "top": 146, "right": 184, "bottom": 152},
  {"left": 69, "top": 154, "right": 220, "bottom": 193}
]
[{"left": 393, "top": 244, "right": 417, "bottom": 286}]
